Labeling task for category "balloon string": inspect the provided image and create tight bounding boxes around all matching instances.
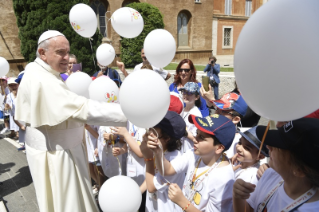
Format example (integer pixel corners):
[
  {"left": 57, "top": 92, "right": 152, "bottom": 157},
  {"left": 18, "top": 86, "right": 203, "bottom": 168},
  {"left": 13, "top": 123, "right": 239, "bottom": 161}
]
[
  {"left": 111, "top": 141, "right": 122, "bottom": 175},
  {"left": 89, "top": 38, "right": 97, "bottom": 71},
  {"left": 258, "top": 121, "right": 270, "bottom": 158}
]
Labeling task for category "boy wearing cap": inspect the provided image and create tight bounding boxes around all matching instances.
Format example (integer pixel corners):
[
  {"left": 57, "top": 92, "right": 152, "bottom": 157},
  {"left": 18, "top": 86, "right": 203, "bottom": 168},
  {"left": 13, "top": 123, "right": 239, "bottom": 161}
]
[
  {"left": 146, "top": 114, "right": 236, "bottom": 211},
  {"left": 178, "top": 82, "right": 202, "bottom": 153},
  {"left": 232, "top": 126, "right": 268, "bottom": 186},
  {"left": 141, "top": 111, "right": 187, "bottom": 212},
  {"left": 233, "top": 118, "right": 319, "bottom": 212},
  {"left": 213, "top": 92, "right": 248, "bottom": 158}
]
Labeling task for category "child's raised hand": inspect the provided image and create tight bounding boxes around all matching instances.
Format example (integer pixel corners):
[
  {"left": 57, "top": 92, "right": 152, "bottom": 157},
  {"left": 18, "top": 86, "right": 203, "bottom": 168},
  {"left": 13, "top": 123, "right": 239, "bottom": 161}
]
[
  {"left": 231, "top": 153, "right": 242, "bottom": 171},
  {"left": 111, "top": 127, "right": 129, "bottom": 137},
  {"left": 168, "top": 183, "right": 186, "bottom": 205},
  {"left": 140, "top": 137, "right": 153, "bottom": 159},
  {"left": 233, "top": 179, "right": 256, "bottom": 200},
  {"left": 112, "top": 147, "right": 121, "bottom": 157},
  {"left": 146, "top": 132, "right": 162, "bottom": 154},
  {"left": 257, "top": 163, "right": 269, "bottom": 179},
  {"left": 103, "top": 132, "right": 112, "bottom": 140}
]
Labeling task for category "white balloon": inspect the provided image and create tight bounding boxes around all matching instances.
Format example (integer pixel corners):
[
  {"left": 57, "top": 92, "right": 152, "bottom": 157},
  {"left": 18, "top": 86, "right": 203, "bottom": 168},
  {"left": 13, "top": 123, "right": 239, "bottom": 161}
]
[
  {"left": 96, "top": 44, "right": 116, "bottom": 67},
  {"left": 234, "top": 0, "right": 319, "bottom": 121},
  {"left": 120, "top": 69, "right": 170, "bottom": 128},
  {"left": 111, "top": 7, "right": 144, "bottom": 38},
  {"left": 66, "top": 72, "right": 92, "bottom": 98},
  {"left": 144, "top": 29, "right": 176, "bottom": 68},
  {"left": 89, "top": 76, "right": 119, "bottom": 103},
  {"left": 0, "top": 57, "right": 9, "bottom": 76},
  {"left": 98, "top": 175, "right": 141, "bottom": 212},
  {"left": 69, "top": 3, "right": 97, "bottom": 38}
]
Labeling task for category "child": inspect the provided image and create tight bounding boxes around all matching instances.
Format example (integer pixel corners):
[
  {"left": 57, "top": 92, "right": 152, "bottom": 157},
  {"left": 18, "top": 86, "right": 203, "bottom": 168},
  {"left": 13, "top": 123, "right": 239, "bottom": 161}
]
[
  {"left": 5, "top": 78, "right": 19, "bottom": 139},
  {"left": 231, "top": 126, "right": 269, "bottom": 186},
  {"left": 233, "top": 118, "right": 319, "bottom": 212},
  {"left": 141, "top": 111, "right": 186, "bottom": 212},
  {"left": 111, "top": 122, "right": 147, "bottom": 212},
  {"left": 85, "top": 124, "right": 107, "bottom": 195},
  {"left": 0, "top": 76, "right": 10, "bottom": 134},
  {"left": 212, "top": 92, "right": 248, "bottom": 158},
  {"left": 147, "top": 114, "right": 236, "bottom": 211},
  {"left": 178, "top": 82, "right": 202, "bottom": 153},
  {"left": 97, "top": 125, "right": 124, "bottom": 179}
]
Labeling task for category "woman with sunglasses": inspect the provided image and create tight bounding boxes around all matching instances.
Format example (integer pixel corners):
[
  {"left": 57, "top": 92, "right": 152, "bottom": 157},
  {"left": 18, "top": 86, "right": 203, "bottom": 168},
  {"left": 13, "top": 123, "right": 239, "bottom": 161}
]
[{"left": 169, "top": 59, "right": 209, "bottom": 117}]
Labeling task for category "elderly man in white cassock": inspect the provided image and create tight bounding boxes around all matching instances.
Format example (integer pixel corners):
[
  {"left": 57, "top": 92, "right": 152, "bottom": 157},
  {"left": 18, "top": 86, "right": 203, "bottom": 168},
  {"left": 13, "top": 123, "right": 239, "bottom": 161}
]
[{"left": 15, "top": 30, "right": 126, "bottom": 212}]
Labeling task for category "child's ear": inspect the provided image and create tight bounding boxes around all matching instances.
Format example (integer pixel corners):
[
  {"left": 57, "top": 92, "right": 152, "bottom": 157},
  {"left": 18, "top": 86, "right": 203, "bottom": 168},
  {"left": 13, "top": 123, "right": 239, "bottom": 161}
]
[
  {"left": 216, "top": 144, "right": 225, "bottom": 154},
  {"left": 232, "top": 116, "right": 241, "bottom": 124},
  {"left": 258, "top": 153, "right": 266, "bottom": 160}
]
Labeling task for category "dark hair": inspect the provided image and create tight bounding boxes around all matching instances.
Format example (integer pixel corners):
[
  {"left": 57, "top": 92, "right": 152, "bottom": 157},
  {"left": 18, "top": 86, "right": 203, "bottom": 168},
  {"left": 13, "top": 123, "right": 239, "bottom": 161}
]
[
  {"left": 195, "top": 94, "right": 201, "bottom": 108},
  {"left": 161, "top": 131, "right": 182, "bottom": 152},
  {"left": 173, "top": 59, "right": 198, "bottom": 86},
  {"left": 230, "top": 110, "right": 243, "bottom": 119},
  {"left": 288, "top": 150, "right": 319, "bottom": 187},
  {"left": 209, "top": 56, "right": 217, "bottom": 62}
]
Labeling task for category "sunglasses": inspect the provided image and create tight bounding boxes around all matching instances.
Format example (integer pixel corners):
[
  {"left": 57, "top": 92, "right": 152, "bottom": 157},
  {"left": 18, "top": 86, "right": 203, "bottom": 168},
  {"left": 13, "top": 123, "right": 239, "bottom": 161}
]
[{"left": 178, "top": 68, "right": 191, "bottom": 73}]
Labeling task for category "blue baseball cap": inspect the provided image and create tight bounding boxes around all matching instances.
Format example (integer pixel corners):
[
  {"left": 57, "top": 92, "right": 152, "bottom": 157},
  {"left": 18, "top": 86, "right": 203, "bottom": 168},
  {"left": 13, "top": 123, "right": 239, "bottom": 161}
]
[
  {"left": 15, "top": 71, "right": 25, "bottom": 84},
  {"left": 189, "top": 114, "right": 236, "bottom": 150},
  {"left": 214, "top": 92, "right": 248, "bottom": 117},
  {"left": 239, "top": 127, "right": 269, "bottom": 157},
  {"left": 154, "top": 111, "right": 186, "bottom": 139},
  {"left": 178, "top": 82, "right": 200, "bottom": 94}
]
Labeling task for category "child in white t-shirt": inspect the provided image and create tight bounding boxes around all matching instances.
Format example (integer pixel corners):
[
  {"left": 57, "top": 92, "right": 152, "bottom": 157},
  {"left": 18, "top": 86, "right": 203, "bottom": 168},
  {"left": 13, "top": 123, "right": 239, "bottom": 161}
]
[
  {"left": 97, "top": 125, "right": 124, "bottom": 179},
  {"left": 111, "top": 121, "right": 147, "bottom": 212},
  {"left": 231, "top": 126, "right": 268, "bottom": 186},
  {"left": 233, "top": 119, "right": 319, "bottom": 212},
  {"left": 6, "top": 78, "right": 19, "bottom": 139},
  {"left": 178, "top": 82, "right": 202, "bottom": 153},
  {"left": 141, "top": 111, "right": 186, "bottom": 212},
  {"left": 0, "top": 76, "right": 10, "bottom": 134},
  {"left": 146, "top": 114, "right": 236, "bottom": 211}
]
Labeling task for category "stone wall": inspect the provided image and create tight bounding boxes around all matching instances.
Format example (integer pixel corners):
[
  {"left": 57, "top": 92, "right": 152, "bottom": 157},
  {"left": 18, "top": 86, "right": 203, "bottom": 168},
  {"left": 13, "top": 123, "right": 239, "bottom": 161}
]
[{"left": 118, "top": 71, "right": 235, "bottom": 99}]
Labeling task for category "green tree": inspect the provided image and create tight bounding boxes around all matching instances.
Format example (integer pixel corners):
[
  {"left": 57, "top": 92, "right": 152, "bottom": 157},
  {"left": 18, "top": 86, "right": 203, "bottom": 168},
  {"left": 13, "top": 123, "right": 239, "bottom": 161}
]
[
  {"left": 120, "top": 2, "right": 164, "bottom": 67},
  {"left": 13, "top": 0, "right": 102, "bottom": 75}
]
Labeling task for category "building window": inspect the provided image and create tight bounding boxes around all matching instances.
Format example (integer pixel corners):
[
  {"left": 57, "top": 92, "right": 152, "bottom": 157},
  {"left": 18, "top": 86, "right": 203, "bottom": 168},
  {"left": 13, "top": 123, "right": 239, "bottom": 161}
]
[
  {"left": 222, "top": 26, "right": 233, "bottom": 49},
  {"left": 177, "top": 12, "right": 190, "bottom": 47},
  {"left": 90, "top": 0, "right": 107, "bottom": 37},
  {"left": 195, "top": 0, "right": 201, "bottom": 3},
  {"left": 225, "top": 0, "right": 232, "bottom": 15},
  {"left": 245, "top": 0, "right": 252, "bottom": 16}
]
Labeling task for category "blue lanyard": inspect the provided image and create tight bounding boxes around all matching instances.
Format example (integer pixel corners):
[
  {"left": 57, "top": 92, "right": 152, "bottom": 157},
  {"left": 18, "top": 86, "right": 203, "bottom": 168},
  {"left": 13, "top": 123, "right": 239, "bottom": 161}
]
[{"left": 132, "top": 125, "right": 137, "bottom": 137}]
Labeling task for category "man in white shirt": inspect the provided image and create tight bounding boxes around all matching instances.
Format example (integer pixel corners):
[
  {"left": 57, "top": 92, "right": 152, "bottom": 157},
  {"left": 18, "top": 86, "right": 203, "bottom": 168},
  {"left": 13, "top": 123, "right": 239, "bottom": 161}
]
[{"left": 15, "top": 30, "right": 127, "bottom": 212}]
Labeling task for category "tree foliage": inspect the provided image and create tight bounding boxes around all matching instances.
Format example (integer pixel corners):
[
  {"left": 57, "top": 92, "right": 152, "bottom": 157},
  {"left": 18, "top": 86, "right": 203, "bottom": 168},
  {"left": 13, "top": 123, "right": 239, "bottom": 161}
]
[
  {"left": 120, "top": 2, "right": 164, "bottom": 67},
  {"left": 13, "top": 0, "right": 102, "bottom": 75}
]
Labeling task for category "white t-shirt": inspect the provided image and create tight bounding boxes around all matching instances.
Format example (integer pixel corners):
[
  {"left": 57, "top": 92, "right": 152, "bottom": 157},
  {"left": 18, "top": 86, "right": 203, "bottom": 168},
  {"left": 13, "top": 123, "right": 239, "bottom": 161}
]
[
  {"left": 247, "top": 168, "right": 319, "bottom": 211},
  {"left": 146, "top": 150, "right": 185, "bottom": 212},
  {"left": 98, "top": 126, "right": 123, "bottom": 178},
  {"left": 180, "top": 106, "right": 202, "bottom": 153},
  {"left": 7, "top": 93, "right": 19, "bottom": 131},
  {"left": 126, "top": 121, "right": 147, "bottom": 186},
  {"left": 0, "top": 87, "right": 9, "bottom": 112},
  {"left": 234, "top": 162, "right": 260, "bottom": 186},
  {"left": 134, "top": 63, "right": 168, "bottom": 79},
  {"left": 171, "top": 150, "right": 235, "bottom": 212},
  {"left": 85, "top": 125, "right": 99, "bottom": 163}
]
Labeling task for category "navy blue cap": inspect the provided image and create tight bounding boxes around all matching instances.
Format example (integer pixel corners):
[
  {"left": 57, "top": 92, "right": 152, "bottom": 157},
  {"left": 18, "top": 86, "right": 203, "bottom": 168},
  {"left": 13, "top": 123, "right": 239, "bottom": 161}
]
[
  {"left": 239, "top": 127, "right": 269, "bottom": 157},
  {"left": 189, "top": 114, "right": 236, "bottom": 150},
  {"left": 256, "top": 118, "right": 319, "bottom": 171},
  {"left": 154, "top": 111, "right": 186, "bottom": 139}
]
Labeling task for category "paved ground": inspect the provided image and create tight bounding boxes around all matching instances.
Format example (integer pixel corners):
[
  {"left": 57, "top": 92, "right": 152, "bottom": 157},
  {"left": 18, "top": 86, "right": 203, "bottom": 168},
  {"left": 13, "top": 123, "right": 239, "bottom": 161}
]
[{"left": 0, "top": 136, "right": 39, "bottom": 212}]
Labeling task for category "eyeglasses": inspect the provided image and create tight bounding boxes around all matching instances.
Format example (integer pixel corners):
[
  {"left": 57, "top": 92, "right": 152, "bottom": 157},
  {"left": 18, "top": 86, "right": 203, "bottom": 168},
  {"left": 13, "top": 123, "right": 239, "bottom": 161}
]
[
  {"left": 178, "top": 69, "right": 191, "bottom": 73},
  {"left": 181, "top": 90, "right": 196, "bottom": 96}
]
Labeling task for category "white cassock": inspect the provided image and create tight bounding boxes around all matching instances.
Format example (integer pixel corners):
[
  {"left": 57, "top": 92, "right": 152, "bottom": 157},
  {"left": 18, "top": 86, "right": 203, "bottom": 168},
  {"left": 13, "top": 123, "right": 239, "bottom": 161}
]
[{"left": 15, "top": 58, "right": 127, "bottom": 212}]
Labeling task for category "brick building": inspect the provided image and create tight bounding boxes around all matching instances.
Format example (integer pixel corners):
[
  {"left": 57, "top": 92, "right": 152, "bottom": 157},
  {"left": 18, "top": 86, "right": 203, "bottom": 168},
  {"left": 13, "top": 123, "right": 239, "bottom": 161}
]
[{"left": 0, "top": 0, "right": 268, "bottom": 74}]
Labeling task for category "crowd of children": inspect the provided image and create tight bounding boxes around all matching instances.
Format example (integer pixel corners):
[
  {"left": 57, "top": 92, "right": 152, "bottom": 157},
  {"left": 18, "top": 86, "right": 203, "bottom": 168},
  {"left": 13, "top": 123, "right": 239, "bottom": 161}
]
[{"left": 6, "top": 56, "right": 319, "bottom": 211}]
